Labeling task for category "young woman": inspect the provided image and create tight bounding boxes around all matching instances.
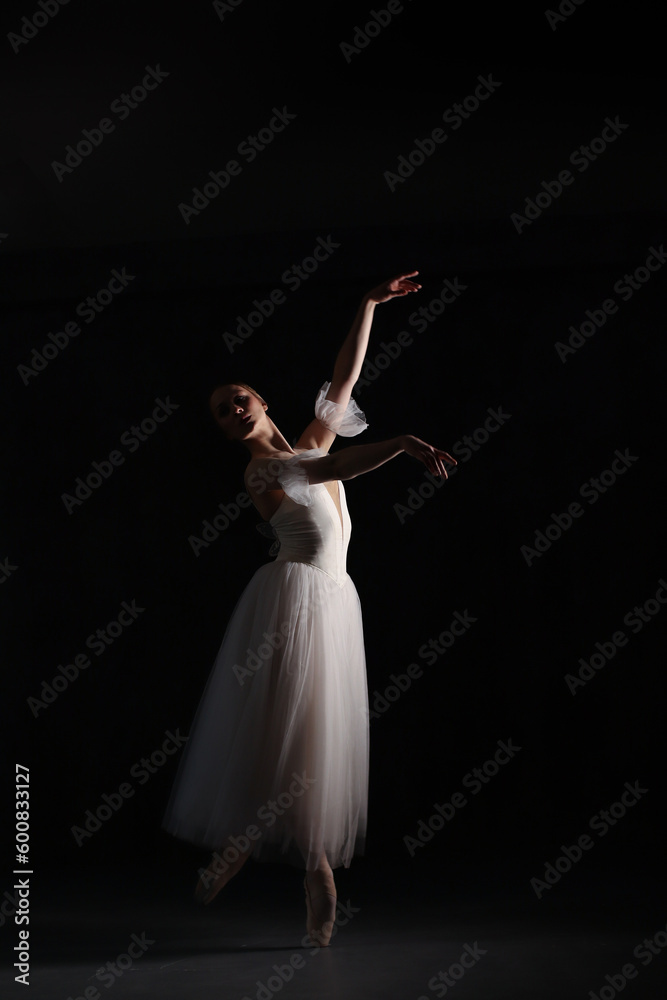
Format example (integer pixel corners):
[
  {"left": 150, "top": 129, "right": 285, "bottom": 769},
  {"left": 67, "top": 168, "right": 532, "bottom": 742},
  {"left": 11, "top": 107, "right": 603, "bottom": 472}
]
[{"left": 162, "top": 271, "right": 456, "bottom": 947}]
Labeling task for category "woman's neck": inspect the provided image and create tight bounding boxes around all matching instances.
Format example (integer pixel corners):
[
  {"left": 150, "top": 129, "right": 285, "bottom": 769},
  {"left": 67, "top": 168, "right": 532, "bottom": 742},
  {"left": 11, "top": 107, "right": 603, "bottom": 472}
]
[{"left": 245, "top": 418, "right": 295, "bottom": 459}]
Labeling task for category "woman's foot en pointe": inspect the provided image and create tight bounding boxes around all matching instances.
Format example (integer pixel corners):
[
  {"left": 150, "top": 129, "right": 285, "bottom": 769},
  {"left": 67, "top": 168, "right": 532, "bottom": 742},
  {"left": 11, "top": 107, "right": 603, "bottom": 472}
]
[
  {"left": 194, "top": 840, "right": 251, "bottom": 904},
  {"left": 304, "top": 864, "right": 337, "bottom": 947}
]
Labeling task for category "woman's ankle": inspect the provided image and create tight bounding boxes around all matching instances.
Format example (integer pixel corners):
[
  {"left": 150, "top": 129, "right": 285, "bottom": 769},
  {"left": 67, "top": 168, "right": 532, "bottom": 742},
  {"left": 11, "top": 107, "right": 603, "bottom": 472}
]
[{"left": 306, "top": 857, "right": 335, "bottom": 893}]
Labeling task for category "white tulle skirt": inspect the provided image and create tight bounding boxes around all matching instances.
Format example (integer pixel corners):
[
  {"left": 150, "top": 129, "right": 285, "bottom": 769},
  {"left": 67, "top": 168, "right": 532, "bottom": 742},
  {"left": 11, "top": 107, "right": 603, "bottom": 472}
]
[{"left": 162, "top": 560, "right": 369, "bottom": 871}]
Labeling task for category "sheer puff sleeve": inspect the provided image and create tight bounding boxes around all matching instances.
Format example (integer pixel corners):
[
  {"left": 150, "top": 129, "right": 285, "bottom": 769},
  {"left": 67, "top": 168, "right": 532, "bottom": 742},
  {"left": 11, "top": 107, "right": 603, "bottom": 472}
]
[
  {"left": 315, "top": 382, "right": 369, "bottom": 437},
  {"left": 275, "top": 447, "right": 327, "bottom": 506}
]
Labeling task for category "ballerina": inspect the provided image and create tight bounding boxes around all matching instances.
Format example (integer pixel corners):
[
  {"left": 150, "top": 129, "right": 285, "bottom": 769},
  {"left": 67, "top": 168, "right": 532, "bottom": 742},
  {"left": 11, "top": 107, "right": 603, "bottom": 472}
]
[{"left": 162, "top": 271, "right": 456, "bottom": 947}]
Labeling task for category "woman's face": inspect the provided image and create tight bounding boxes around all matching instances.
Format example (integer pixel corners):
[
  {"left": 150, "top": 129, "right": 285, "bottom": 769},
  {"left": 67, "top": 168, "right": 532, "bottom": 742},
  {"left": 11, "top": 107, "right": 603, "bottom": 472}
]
[{"left": 209, "top": 385, "right": 267, "bottom": 441}]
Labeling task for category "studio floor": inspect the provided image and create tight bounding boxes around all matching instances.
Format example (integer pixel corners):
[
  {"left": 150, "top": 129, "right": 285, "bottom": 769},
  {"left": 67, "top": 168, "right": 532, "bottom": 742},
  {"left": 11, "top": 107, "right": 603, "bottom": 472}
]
[{"left": 4, "top": 855, "right": 665, "bottom": 1000}]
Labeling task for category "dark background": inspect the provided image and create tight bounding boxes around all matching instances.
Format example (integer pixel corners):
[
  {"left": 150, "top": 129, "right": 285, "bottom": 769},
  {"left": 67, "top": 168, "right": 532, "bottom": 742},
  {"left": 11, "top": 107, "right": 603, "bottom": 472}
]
[{"left": 2, "top": 0, "right": 666, "bottom": 923}]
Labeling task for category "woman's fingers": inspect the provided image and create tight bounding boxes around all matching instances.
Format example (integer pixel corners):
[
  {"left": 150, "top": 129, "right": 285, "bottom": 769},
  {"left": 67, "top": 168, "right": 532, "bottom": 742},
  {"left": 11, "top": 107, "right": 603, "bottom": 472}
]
[
  {"left": 422, "top": 446, "right": 457, "bottom": 478},
  {"left": 421, "top": 448, "right": 440, "bottom": 476},
  {"left": 439, "top": 451, "right": 457, "bottom": 478},
  {"left": 405, "top": 437, "right": 457, "bottom": 479},
  {"left": 391, "top": 271, "right": 421, "bottom": 291},
  {"left": 371, "top": 272, "right": 421, "bottom": 302}
]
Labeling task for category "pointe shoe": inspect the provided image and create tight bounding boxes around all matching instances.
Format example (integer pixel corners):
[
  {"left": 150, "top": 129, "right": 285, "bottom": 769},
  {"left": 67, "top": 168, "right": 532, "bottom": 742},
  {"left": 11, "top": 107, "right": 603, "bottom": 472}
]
[
  {"left": 194, "top": 846, "right": 250, "bottom": 905},
  {"left": 304, "top": 875, "right": 337, "bottom": 947}
]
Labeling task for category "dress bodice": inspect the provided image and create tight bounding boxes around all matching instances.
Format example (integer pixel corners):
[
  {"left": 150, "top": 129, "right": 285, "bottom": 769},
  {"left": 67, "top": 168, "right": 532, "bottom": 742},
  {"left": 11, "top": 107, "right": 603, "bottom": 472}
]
[
  {"left": 254, "top": 382, "right": 368, "bottom": 588},
  {"left": 270, "top": 481, "right": 351, "bottom": 587}
]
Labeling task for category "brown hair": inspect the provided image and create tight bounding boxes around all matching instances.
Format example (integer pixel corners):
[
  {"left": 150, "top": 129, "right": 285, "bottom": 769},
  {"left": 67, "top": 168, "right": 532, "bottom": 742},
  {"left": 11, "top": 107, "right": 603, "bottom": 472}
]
[{"left": 209, "top": 382, "right": 267, "bottom": 408}]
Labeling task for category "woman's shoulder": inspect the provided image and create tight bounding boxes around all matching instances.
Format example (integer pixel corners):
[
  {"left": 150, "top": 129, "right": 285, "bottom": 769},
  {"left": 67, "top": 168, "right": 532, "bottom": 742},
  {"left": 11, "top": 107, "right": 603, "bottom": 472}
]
[
  {"left": 245, "top": 449, "right": 297, "bottom": 473},
  {"left": 244, "top": 447, "right": 329, "bottom": 495},
  {"left": 244, "top": 451, "right": 293, "bottom": 493},
  {"left": 245, "top": 447, "right": 319, "bottom": 471}
]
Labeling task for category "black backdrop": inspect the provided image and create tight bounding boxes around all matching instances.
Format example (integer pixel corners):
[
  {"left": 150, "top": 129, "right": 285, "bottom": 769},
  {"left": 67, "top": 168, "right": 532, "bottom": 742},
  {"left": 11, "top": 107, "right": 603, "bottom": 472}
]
[{"left": 2, "top": 0, "right": 666, "bottom": 916}]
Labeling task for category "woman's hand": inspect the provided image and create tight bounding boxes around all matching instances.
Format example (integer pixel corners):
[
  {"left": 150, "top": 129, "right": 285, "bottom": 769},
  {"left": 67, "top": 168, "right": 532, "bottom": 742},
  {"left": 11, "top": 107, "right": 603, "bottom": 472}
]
[
  {"left": 365, "top": 271, "right": 422, "bottom": 305},
  {"left": 401, "top": 434, "right": 458, "bottom": 479}
]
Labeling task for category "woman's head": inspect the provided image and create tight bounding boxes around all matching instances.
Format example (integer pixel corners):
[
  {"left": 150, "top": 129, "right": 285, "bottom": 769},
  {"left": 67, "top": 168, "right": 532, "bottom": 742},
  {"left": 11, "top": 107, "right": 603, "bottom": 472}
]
[{"left": 208, "top": 383, "right": 268, "bottom": 443}]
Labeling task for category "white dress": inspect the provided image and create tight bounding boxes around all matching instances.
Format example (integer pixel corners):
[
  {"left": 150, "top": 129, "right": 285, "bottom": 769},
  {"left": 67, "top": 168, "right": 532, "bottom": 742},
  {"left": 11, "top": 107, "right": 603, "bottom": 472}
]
[{"left": 162, "top": 383, "right": 370, "bottom": 872}]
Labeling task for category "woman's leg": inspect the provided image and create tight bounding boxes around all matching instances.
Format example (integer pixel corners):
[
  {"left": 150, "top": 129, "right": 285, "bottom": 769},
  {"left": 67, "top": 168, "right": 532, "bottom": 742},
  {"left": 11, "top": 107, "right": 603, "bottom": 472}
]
[
  {"left": 195, "top": 835, "right": 253, "bottom": 904},
  {"left": 305, "top": 851, "right": 336, "bottom": 892}
]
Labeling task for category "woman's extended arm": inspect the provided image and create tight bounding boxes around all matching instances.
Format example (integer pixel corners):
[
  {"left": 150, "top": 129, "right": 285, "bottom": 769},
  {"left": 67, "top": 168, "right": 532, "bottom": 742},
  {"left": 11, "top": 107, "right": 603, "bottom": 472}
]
[
  {"left": 327, "top": 435, "right": 456, "bottom": 482},
  {"left": 294, "top": 272, "right": 422, "bottom": 452},
  {"left": 327, "top": 272, "right": 422, "bottom": 405},
  {"left": 245, "top": 436, "right": 456, "bottom": 496}
]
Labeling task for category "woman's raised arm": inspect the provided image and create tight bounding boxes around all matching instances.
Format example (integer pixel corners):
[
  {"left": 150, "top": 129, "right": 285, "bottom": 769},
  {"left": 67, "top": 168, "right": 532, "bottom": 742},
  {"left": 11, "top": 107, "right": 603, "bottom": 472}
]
[
  {"left": 294, "top": 272, "right": 423, "bottom": 452},
  {"left": 327, "top": 272, "right": 422, "bottom": 407}
]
